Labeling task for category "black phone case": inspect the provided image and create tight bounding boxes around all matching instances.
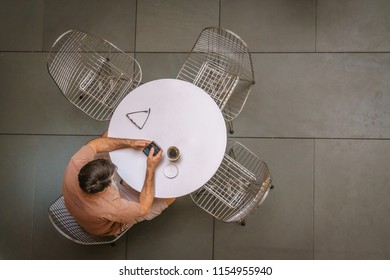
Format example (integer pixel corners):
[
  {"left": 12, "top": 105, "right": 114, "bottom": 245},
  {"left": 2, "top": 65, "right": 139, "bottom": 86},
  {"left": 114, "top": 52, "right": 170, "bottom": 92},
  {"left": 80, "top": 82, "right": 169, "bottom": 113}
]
[{"left": 143, "top": 141, "right": 161, "bottom": 156}]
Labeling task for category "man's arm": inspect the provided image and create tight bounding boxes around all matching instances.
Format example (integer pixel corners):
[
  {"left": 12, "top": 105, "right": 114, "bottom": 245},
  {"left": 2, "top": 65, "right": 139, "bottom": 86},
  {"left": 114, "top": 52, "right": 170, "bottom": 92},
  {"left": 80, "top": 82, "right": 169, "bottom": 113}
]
[
  {"left": 138, "top": 147, "right": 162, "bottom": 216},
  {"left": 87, "top": 137, "right": 150, "bottom": 153}
]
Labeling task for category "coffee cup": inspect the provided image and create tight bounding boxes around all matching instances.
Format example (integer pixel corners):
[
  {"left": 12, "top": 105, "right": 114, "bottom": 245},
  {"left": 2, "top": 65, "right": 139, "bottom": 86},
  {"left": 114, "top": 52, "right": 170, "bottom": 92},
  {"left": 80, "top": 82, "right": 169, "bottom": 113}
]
[{"left": 167, "top": 146, "right": 180, "bottom": 161}]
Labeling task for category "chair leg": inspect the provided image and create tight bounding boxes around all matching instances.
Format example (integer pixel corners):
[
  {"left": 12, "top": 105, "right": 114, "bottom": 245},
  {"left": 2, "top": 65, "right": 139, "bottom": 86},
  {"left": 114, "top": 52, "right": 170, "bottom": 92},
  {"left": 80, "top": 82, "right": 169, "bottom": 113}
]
[{"left": 227, "top": 121, "right": 234, "bottom": 134}]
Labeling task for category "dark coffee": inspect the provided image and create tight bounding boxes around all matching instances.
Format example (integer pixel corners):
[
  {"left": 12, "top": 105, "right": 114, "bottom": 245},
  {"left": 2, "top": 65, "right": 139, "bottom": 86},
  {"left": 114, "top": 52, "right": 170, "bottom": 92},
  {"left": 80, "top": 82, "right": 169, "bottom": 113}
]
[
  {"left": 168, "top": 149, "right": 177, "bottom": 158},
  {"left": 167, "top": 146, "right": 180, "bottom": 161}
]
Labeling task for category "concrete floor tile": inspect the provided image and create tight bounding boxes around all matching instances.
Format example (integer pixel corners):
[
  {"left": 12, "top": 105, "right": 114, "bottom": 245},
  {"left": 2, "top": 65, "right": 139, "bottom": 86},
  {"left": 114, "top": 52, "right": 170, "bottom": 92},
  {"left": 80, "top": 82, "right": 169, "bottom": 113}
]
[
  {"left": 317, "top": 0, "right": 390, "bottom": 51},
  {"left": 0, "top": 0, "right": 44, "bottom": 51},
  {"left": 315, "top": 139, "right": 390, "bottom": 259},
  {"left": 43, "top": 0, "right": 136, "bottom": 52},
  {"left": 233, "top": 53, "right": 390, "bottom": 138},
  {"left": 221, "top": 0, "right": 316, "bottom": 52},
  {"left": 126, "top": 196, "right": 213, "bottom": 260},
  {"left": 0, "top": 53, "right": 108, "bottom": 135},
  {"left": 136, "top": 0, "right": 219, "bottom": 52},
  {"left": 214, "top": 138, "right": 314, "bottom": 259},
  {"left": 135, "top": 53, "right": 188, "bottom": 82},
  {"left": 0, "top": 135, "right": 38, "bottom": 259}
]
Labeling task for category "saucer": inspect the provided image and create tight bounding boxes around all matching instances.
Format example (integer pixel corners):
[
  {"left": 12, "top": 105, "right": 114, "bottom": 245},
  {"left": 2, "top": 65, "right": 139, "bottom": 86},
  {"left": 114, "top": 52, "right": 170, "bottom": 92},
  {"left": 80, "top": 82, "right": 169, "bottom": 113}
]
[{"left": 164, "top": 164, "right": 179, "bottom": 179}]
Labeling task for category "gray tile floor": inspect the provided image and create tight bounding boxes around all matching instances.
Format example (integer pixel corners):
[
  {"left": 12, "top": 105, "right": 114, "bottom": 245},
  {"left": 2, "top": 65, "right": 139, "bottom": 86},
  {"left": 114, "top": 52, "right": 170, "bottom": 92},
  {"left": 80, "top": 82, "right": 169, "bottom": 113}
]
[{"left": 0, "top": 0, "right": 389, "bottom": 260}]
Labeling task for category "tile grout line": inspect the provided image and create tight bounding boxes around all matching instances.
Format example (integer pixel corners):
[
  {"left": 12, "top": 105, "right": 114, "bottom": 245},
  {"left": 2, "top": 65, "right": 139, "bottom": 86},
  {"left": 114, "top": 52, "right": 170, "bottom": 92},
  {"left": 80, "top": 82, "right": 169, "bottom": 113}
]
[
  {"left": 41, "top": 0, "right": 46, "bottom": 52},
  {"left": 3, "top": 50, "right": 390, "bottom": 54},
  {"left": 30, "top": 137, "right": 39, "bottom": 259},
  {"left": 218, "top": 0, "right": 221, "bottom": 28},
  {"left": 2, "top": 133, "right": 390, "bottom": 141},
  {"left": 312, "top": 138, "right": 316, "bottom": 260},
  {"left": 134, "top": 0, "right": 138, "bottom": 56},
  {"left": 312, "top": 139, "right": 316, "bottom": 260},
  {"left": 315, "top": 0, "right": 318, "bottom": 52},
  {"left": 227, "top": 136, "right": 390, "bottom": 141}
]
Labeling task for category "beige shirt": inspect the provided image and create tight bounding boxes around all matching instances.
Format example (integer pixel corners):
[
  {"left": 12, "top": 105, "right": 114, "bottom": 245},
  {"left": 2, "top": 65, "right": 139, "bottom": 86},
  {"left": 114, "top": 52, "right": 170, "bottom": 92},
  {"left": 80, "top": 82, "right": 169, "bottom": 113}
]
[{"left": 62, "top": 144, "right": 145, "bottom": 236}]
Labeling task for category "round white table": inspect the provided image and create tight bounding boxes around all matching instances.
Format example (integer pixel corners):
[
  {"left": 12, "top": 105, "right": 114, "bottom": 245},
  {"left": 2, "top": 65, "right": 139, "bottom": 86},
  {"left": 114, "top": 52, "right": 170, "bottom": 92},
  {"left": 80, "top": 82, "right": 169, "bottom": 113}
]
[{"left": 108, "top": 79, "right": 227, "bottom": 198}]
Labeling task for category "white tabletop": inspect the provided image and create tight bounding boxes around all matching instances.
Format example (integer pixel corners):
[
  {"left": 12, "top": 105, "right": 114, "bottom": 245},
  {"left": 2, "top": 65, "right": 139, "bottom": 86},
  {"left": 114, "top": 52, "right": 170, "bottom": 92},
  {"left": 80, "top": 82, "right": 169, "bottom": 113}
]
[{"left": 108, "top": 79, "right": 227, "bottom": 198}]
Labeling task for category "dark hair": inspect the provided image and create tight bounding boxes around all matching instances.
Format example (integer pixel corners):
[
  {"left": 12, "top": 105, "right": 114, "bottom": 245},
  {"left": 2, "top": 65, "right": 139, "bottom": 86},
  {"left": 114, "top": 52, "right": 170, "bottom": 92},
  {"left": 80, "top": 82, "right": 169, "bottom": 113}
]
[{"left": 78, "top": 159, "right": 117, "bottom": 194}]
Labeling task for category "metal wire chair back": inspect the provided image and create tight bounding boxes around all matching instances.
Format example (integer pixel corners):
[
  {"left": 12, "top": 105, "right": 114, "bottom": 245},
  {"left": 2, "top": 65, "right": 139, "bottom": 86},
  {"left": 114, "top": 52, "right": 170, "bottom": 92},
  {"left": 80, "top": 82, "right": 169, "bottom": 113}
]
[
  {"left": 177, "top": 27, "right": 255, "bottom": 121},
  {"left": 191, "top": 141, "right": 272, "bottom": 223},
  {"left": 47, "top": 29, "right": 142, "bottom": 121},
  {"left": 48, "top": 196, "right": 127, "bottom": 245}
]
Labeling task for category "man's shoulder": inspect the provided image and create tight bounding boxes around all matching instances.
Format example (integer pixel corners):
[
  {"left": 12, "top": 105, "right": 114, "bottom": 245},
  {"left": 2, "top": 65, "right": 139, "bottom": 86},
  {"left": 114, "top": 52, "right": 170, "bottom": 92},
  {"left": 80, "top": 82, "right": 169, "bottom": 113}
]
[{"left": 69, "top": 144, "right": 97, "bottom": 171}]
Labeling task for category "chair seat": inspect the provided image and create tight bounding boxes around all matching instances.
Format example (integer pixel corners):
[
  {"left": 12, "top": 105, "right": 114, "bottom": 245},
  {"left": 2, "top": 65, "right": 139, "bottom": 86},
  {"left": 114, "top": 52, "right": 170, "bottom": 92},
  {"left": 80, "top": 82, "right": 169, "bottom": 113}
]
[
  {"left": 177, "top": 27, "right": 255, "bottom": 123},
  {"left": 48, "top": 196, "right": 124, "bottom": 245},
  {"left": 203, "top": 154, "right": 256, "bottom": 209},
  {"left": 77, "top": 57, "right": 134, "bottom": 109},
  {"left": 194, "top": 61, "right": 238, "bottom": 110},
  {"left": 191, "top": 141, "right": 273, "bottom": 223},
  {"left": 47, "top": 29, "right": 142, "bottom": 121}
]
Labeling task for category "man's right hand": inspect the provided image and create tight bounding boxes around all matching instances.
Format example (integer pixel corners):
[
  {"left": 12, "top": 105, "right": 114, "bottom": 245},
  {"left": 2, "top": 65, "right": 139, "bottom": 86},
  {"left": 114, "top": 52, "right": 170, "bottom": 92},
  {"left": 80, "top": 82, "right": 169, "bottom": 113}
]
[
  {"left": 147, "top": 147, "right": 163, "bottom": 171},
  {"left": 138, "top": 147, "right": 162, "bottom": 216}
]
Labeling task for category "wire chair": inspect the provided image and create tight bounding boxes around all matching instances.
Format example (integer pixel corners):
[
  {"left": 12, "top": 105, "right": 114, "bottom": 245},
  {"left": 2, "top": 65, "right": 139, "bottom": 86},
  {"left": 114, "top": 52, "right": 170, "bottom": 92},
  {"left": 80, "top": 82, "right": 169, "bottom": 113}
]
[
  {"left": 177, "top": 27, "right": 255, "bottom": 132},
  {"left": 47, "top": 29, "right": 142, "bottom": 121},
  {"left": 191, "top": 141, "right": 273, "bottom": 225}
]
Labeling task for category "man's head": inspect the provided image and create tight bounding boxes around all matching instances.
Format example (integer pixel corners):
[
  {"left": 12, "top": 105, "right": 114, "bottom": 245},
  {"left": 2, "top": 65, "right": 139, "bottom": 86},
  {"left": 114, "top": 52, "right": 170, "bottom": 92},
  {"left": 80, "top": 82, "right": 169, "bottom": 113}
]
[{"left": 78, "top": 159, "right": 117, "bottom": 194}]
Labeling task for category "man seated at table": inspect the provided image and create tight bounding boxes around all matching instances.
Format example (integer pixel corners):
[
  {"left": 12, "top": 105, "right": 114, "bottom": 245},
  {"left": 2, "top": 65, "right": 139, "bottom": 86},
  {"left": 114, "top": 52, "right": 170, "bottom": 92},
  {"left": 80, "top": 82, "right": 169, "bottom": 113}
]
[{"left": 62, "top": 134, "right": 175, "bottom": 236}]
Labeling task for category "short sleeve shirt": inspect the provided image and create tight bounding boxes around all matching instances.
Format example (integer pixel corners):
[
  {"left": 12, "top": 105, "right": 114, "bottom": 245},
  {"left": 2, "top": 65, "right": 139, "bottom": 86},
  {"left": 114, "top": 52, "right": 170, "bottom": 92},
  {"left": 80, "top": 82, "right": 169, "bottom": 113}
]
[{"left": 62, "top": 144, "right": 145, "bottom": 236}]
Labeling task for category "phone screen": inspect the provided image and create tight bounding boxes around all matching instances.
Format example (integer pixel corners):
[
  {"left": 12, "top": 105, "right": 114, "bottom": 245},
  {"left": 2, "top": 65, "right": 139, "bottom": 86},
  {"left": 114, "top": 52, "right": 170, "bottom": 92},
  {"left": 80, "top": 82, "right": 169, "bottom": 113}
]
[{"left": 143, "top": 141, "right": 161, "bottom": 156}]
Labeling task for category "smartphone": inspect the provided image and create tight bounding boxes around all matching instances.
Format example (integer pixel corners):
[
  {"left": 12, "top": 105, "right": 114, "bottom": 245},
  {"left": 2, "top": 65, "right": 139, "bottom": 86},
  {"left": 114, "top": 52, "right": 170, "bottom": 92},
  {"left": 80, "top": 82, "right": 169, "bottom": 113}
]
[{"left": 143, "top": 141, "right": 161, "bottom": 156}]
